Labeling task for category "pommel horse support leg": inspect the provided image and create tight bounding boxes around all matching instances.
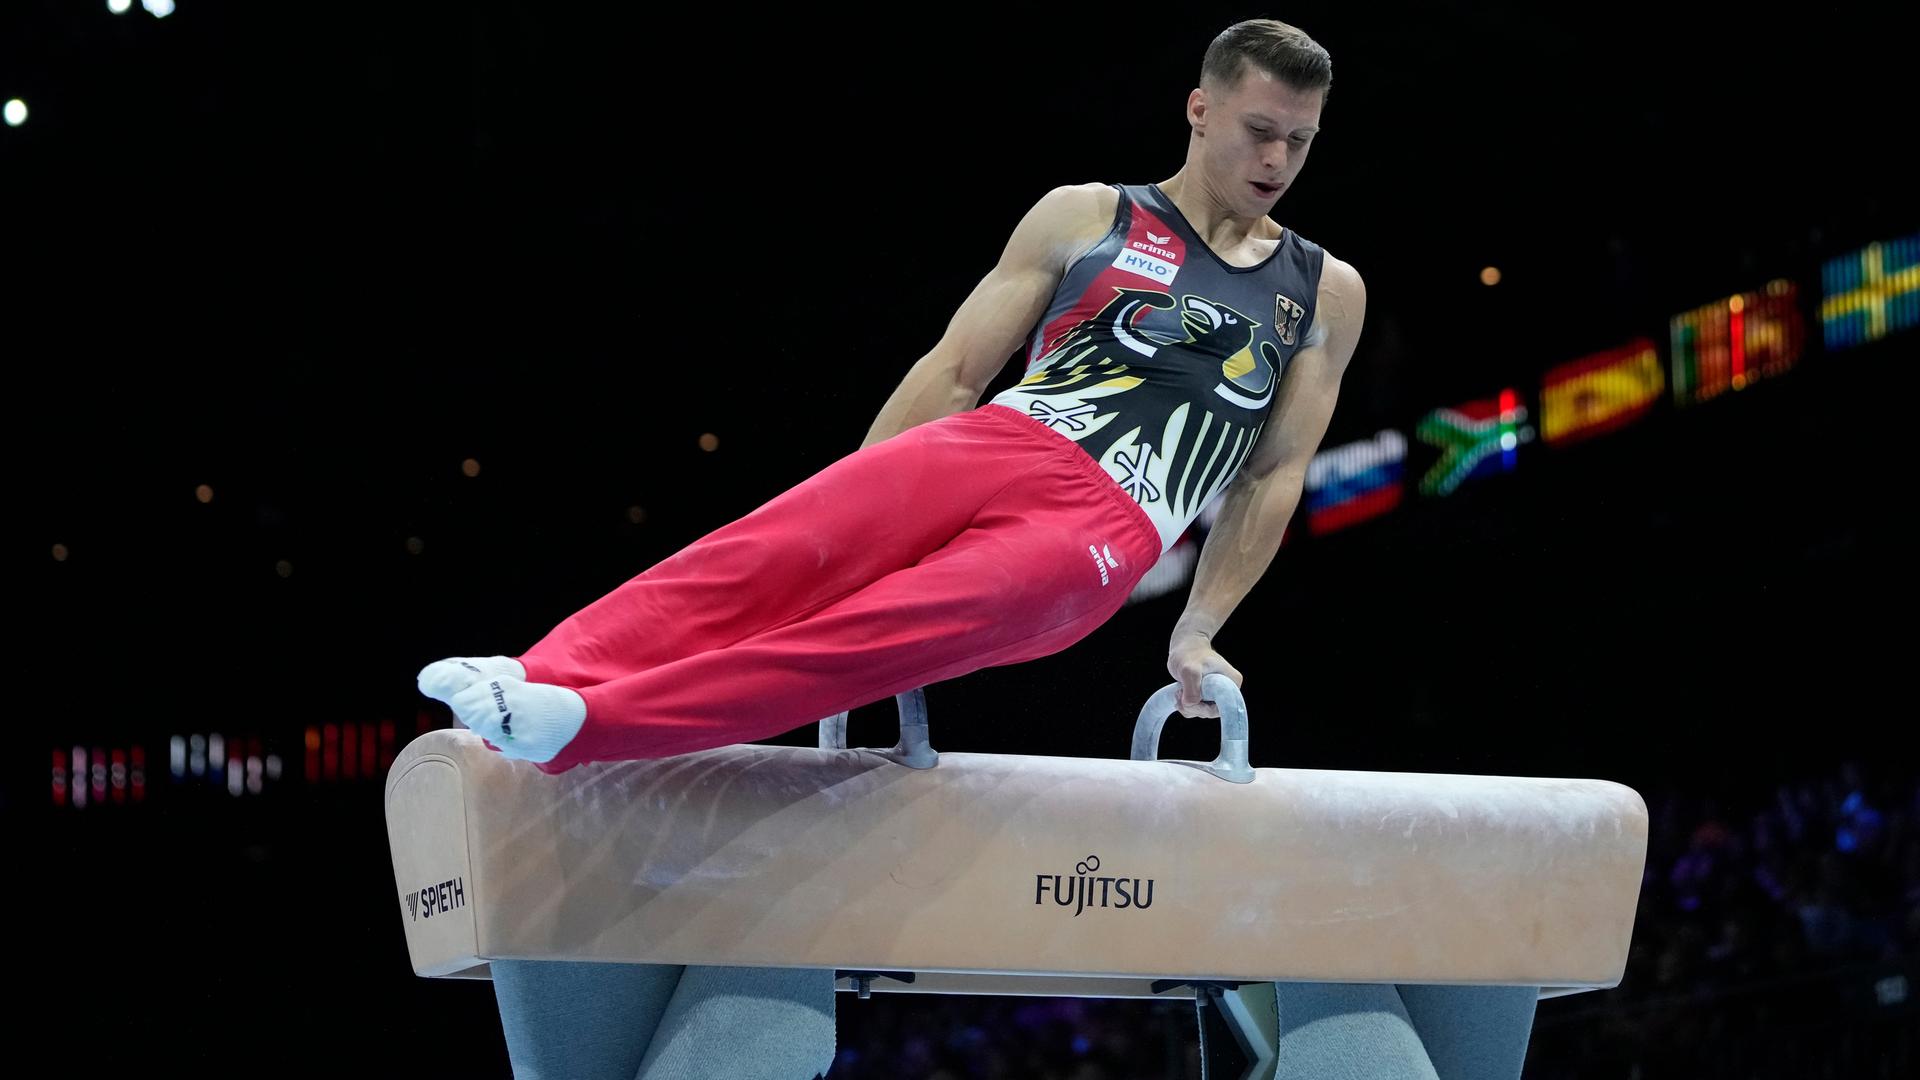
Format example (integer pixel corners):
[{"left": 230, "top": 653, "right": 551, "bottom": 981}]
[{"left": 386, "top": 675, "right": 1648, "bottom": 1079}]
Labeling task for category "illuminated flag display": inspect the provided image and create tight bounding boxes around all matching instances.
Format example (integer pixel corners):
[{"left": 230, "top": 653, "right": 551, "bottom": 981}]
[
  {"left": 1821, "top": 233, "right": 1920, "bottom": 350},
  {"left": 1540, "top": 338, "right": 1663, "bottom": 446},
  {"left": 1305, "top": 429, "right": 1406, "bottom": 535},
  {"left": 1415, "top": 390, "right": 1533, "bottom": 497},
  {"left": 1670, "top": 280, "right": 1803, "bottom": 406}
]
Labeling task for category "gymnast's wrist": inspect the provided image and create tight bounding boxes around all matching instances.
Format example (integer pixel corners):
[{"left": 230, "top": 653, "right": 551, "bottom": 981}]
[{"left": 1170, "top": 622, "right": 1216, "bottom": 647}]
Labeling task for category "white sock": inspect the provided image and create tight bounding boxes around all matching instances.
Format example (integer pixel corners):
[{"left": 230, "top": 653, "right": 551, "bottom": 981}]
[
  {"left": 449, "top": 676, "right": 586, "bottom": 764},
  {"left": 417, "top": 655, "right": 526, "bottom": 704}
]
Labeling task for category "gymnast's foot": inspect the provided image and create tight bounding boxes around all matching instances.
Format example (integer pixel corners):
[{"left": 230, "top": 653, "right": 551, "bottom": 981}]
[
  {"left": 416, "top": 655, "right": 526, "bottom": 704},
  {"left": 448, "top": 676, "right": 586, "bottom": 764}
]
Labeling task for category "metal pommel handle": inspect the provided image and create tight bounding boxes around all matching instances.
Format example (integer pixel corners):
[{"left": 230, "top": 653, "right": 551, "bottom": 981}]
[
  {"left": 818, "top": 687, "right": 937, "bottom": 769},
  {"left": 1130, "top": 673, "right": 1253, "bottom": 783}
]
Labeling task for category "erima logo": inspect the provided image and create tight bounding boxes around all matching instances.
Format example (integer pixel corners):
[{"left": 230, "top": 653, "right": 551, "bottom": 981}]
[
  {"left": 489, "top": 680, "right": 514, "bottom": 739},
  {"left": 1130, "top": 239, "right": 1178, "bottom": 261},
  {"left": 406, "top": 876, "right": 466, "bottom": 921},
  {"left": 1035, "top": 855, "right": 1155, "bottom": 917},
  {"left": 1087, "top": 543, "right": 1118, "bottom": 586},
  {"left": 1146, "top": 231, "right": 1171, "bottom": 245}
]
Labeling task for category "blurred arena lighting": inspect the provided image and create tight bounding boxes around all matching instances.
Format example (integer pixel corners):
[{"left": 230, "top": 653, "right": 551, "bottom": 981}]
[
  {"left": 142, "top": 0, "right": 177, "bottom": 17},
  {"left": 3, "top": 100, "right": 27, "bottom": 127},
  {"left": 108, "top": 0, "right": 133, "bottom": 13}
]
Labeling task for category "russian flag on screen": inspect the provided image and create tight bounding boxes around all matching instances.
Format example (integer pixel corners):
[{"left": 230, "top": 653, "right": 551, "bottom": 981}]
[{"left": 1305, "top": 430, "right": 1406, "bottom": 535}]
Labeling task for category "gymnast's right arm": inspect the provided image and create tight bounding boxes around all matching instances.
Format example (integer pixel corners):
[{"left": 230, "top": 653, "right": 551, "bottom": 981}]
[{"left": 860, "top": 184, "right": 1107, "bottom": 449}]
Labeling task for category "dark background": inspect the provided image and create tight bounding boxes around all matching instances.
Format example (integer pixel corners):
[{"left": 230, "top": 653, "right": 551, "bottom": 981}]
[{"left": 8, "top": 1, "right": 1915, "bottom": 1075}]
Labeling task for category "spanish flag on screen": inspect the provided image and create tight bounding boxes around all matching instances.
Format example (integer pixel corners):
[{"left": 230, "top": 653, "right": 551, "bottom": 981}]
[{"left": 1540, "top": 339, "right": 1663, "bottom": 447}]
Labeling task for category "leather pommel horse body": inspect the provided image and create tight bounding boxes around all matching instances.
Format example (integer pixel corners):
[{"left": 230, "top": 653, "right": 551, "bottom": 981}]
[{"left": 385, "top": 675, "right": 1648, "bottom": 1013}]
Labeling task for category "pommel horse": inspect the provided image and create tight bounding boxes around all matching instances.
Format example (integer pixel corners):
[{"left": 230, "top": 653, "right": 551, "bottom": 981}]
[{"left": 385, "top": 675, "right": 1647, "bottom": 1077}]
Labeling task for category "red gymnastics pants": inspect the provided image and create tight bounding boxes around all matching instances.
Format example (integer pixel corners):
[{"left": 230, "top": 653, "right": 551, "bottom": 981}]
[{"left": 509, "top": 402, "right": 1164, "bottom": 774}]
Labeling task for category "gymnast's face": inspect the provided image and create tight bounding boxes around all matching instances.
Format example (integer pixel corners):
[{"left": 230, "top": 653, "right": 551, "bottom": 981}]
[{"left": 1190, "top": 65, "right": 1323, "bottom": 214}]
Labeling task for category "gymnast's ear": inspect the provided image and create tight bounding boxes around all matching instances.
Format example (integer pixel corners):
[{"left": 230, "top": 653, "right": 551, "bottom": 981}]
[{"left": 1186, "top": 86, "right": 1212, "bottom": 136}]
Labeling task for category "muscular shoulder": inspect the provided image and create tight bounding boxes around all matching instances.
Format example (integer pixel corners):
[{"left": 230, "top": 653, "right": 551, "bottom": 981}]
[
  {"left": 1027, "top": 182, "right": 1121, "bottom": 271},
  {"left": 1048, "top": 181, "right": 1120, "bottom": 229},
  {"left": 1304, "top": 252, "right": 1365, "bottom": 350}
]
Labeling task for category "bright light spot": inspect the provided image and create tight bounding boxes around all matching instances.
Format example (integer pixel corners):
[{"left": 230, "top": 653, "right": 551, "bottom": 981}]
[
  {"left": 143, "top": 0, "right": 176, "bottom": 18},
  {"left": 108, "top": 0, "right": 133, "bottom": 13},
  {"left": 3, "top": 100, "right": 27, "bottom": 127},
  {"left": 1500, "top": 432, "right": 1518, "bottom": 451},
  {"left": 1479, "top": 266, "right": 1501, "bottom": 286}
]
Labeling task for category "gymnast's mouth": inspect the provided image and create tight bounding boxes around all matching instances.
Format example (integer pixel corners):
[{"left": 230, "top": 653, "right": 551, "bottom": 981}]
[{"left": 1251, "top": 181, "right": 1281, "bottom": 196}]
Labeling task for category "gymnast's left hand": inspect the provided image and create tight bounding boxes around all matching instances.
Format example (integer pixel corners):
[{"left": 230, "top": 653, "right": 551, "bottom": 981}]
[{"left": 1167, "top": 632, "right": 1244, "bottom": 719}]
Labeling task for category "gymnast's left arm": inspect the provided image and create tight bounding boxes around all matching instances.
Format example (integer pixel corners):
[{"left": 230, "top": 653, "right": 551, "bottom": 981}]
[{"left": 1167, "top": 254, "right": 1367, "bottom": 718}]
